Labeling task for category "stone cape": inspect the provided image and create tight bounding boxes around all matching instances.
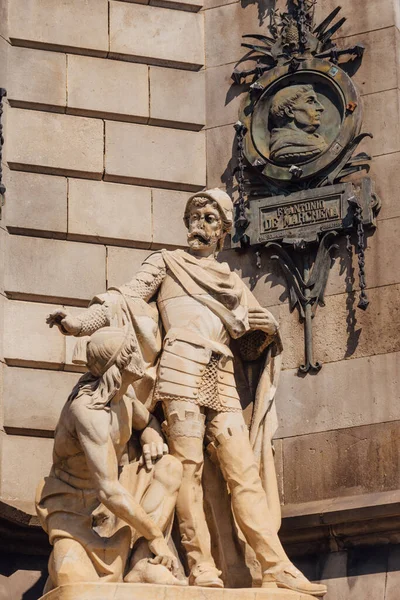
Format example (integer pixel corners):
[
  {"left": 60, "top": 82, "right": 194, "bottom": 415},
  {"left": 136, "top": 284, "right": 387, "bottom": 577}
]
[{"left": 40, "top": 582, "right": 317, "bottom": 600}]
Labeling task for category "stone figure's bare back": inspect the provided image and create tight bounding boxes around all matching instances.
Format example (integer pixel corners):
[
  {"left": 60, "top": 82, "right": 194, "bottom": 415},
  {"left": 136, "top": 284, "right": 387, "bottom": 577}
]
[{"left": 52, "top": 394, "right": 133, "bottom": 487}]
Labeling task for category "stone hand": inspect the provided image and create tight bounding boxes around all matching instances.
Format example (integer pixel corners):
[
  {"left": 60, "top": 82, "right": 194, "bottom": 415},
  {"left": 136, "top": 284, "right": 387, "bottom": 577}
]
[
  {"left": 248, "top": 307, "right": 279, "bottom": 335},
  {"left": 46, "top": 310, "right": 82, "bottom": 336},
  {"left": 139, "top": 421, "right": 168, "bottom": 471},
  {"left": 148, "top": 537, "right": 179, "bottom": 575}
]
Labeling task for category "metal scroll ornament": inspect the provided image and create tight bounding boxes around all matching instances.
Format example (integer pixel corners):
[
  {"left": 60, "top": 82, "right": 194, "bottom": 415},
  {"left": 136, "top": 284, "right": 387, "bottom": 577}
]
[{"left": 231, "top": 1, "right": 380, "bottom": 373}]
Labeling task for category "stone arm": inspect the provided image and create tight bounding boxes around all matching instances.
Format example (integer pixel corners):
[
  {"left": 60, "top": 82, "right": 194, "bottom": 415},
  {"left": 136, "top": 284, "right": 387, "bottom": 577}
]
[
  {"left": 72, "top": 402, "right": 176, "bottom": 568},
  {"left": 129, "top": 392, "right": 169, "bottom": 471},
  {"left": 47, "top": 252, "right": 167, "bottom": 337}
]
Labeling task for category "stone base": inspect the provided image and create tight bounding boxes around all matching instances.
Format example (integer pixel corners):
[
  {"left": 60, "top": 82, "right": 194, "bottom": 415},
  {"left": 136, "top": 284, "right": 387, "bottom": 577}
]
[{"left": 41, "top": 583, "right": 316, "bottom": 600}]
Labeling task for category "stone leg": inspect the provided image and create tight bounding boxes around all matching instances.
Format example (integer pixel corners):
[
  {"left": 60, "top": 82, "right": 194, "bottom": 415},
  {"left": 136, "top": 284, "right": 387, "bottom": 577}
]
[
  {"left": 206, "top": 410, "right": 291, "bottom": 574},
  {"left": 49, "top": 539, "right": 103, "bottom": 586},
  {"left": 163, "top": 400, "right": 217, "bottom": 575}
]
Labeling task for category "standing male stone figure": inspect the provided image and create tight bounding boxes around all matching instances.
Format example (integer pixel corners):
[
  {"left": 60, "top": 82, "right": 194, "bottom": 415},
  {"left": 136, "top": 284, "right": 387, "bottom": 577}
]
[{"left": 48, "top": 188, "right": 326, "bottom": 596}]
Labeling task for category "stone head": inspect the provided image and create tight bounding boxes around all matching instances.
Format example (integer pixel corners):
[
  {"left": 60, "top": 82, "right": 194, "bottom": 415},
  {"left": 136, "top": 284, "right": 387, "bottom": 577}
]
[
  {"left": 86, "top": 326, "right": 144, "bottom": 382},
  {"left": 184, "top": 188, "right": 233, "bottom": 254},
  {"left": 270, "top": 84, "right": 324, "bottom": 133}
]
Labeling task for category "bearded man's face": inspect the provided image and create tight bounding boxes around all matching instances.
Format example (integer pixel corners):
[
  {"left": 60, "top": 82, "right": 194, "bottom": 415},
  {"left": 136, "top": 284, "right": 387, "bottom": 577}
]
[{"left": 187, "top": 200, "right": 223, "bottom": 252}]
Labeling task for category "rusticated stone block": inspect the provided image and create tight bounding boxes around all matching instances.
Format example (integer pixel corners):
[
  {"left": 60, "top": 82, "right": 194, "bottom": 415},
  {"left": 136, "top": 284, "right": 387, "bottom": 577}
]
[
  {"left": 0, "top": 433, "right": 53, "bottom": 509},
  {"left": 67, "top": 56, "right": 149, "bottom": 122},
  {"left": 314, "top": 0, "right": 396, "bottom": 38},
  {"left": 369, "top": 152, "right": 400, "bottom": 221},
  {"left": 275, "top": 352, "right": 400, "bottom": 439},
  {"left": 205, "top": 62, "right": 245, "bottom": 129},
  {"left": 358, "top": 89, "right": 400, "bottom": 158},
  {"left": 105, "top": 121, "right": 206, "bottom": 190},
  {"left": 4, "top": 236, "right": 106, "bottom": 303},
  {"left": 4, "top": 170, "right": 67, "bottom": 234},
  {"left": 110, "top": 2, "right": 204, "bottom": 69},
  {"left": 3, "top": 300, "right": 65, "bottom": 367},
  {"left": 7, "top": 109, "right": 104, "bottom": 179},
  {"left": 8, "top": 0, "right": 108, "bottom": 55},
  {"left": 325, "top": 216, "right": 400, "bottom": 297},
  {"left": 68, "top": 179, "right": 152, "bottom": 246},
  {"left": 107, "top": 247, "right": 151, "bottom": 288},
  {"left": 206, "top": 124, "right": 235, "bottom": 189},
  {"left": 152, "top": 188, "right": 189, "bottom": 247},
  {"left": 149, "top": 67, "right": 205, "bottom": 129},
  {"left": 7, "top": 46, "right": 66, "bottom": 110},
  {"left": 282, "top": 420, "right": 400, "bottom": 504},
  {"left": 279, "top": 283, "right": 400, "bottom": 370},
  {"left": 205, "top": 2, "right": 264, "bottom": 68},
  {"left": 3, "top": 366, "right": 79, "bottom": 433},
  {"left": 336, "top": 27, "right": 398, "bottom": 97}
]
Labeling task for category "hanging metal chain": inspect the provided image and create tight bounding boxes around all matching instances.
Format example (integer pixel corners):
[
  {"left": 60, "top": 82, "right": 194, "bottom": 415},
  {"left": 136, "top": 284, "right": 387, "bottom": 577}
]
[
  {"left": 0, "top": 88, "right": 6, "bottom": 197},
  {"left": 349, "top": 196, "right": 369, "bottom": 310},
  {"left": 0, "top": 88, "right": 7, "bottom": 220},
  {"left": 233, "top": 121, "right": 249, "bottom": 233}
]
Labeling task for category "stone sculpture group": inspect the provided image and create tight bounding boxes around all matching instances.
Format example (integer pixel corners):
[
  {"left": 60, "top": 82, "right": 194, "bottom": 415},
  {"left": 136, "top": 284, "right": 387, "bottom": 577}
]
[{"left": 37, "top": 188, "right": 327, "bottom": 597}]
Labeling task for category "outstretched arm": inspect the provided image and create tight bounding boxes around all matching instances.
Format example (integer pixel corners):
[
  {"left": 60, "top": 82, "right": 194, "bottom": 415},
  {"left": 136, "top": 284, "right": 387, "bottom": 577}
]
[
  {"left": 47, "top": 252, "right": 166, "bottom": 337},
  {"left": 73, "top": 403, "right": 177, "bottom": 571}
]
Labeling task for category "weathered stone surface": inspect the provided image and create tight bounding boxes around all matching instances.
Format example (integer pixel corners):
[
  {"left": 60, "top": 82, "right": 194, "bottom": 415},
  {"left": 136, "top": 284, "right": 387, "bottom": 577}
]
[
  {"left": 369, "top": 152, "right": 400, "bottom": 221},
  {"left": 4, "top": 170, "right": 67, "bottom": 234},
  {"left": 68, "top": 179, "right": 152, "bottom": 246},
  {"left": 0, "top": 433, "right": 53, "bottom": 508},
  {"left": 110, "top": 2, "right": 204, "bottom": 69},
  {"left": 149, "top": 67, "right": 205, "bottom": 129},
  {"left": 325, "top": 216, "right": 400, "bottom": 297},
  {"left": 219, "top": 247, "right": 287, "bottom": 308},
  {"left": 361, "top": 89, "right": 400, "bottom": 157},
  {"left": 318, "top": 552, "right": 349, "bottom": 600},
  {"left": 205, "top": 2, "right": 263, "bottom": 68},
  {"left": 275, "top": 352, "right": 400, "bottom": 439},
  {"left": 107, "top": 247, "right": 151, "bottom": 288},
  {"left": 206, "top": 124, "right": 235, "bottom": 189},
  {"left": 7, "top": 109, "right": 104, "bottom": 179},
  {"left": 4, "top": 236, "right": 106, "bottom": 303},
  {"left": 3, "top": 300, "right": 65, "bottom": 367},
  {"left": 7, "top": 46, "right": 66, "bottom": 110},
  {"left": 3, "top": 366, "right": 79, "bottom": 433},
  {"left": 40, "top": 582, "right": 316, "bottom": 600},
  {"left": 205, "top": 62, "right": 246, "bottom": 129},
  {"left": 152, "top": 188, "right": 189, "bottom": 247},
  {"left": 282, "top": 420, "right": 400, "bottom": 504},
  {"left": 314, "top": 0, "right": 397, "bottom": 38},
  {"left": 279, "top": 283, "right": 400, "bottom": 370},
  {"left": 336, "top": 27, "right": 398, "bottom": 97},
  {"left": 67, "top": 55, "right": 149, "bottom": 122},
  {"left": 105, "top": 121, "right": 206, "bottom": 190},
  {"left": 8, "top": 0, "right": 108, "bottom": 55}
]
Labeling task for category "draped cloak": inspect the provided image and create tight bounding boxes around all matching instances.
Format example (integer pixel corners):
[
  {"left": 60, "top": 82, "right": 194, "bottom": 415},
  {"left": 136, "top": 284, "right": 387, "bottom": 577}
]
[{"left": 73, "top": 249, "right": 283, "bottom": 587}]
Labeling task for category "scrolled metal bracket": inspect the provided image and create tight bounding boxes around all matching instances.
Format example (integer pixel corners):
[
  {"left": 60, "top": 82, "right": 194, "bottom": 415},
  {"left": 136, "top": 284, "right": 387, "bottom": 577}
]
[{"left": 266, "top": 232, "right": 339, "bottom": 374}]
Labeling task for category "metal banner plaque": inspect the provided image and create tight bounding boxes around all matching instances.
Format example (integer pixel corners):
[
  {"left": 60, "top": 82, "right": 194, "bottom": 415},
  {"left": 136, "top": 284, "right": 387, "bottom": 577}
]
[{"left": 249, "top": 183, "right": 354, "bottom": 245}]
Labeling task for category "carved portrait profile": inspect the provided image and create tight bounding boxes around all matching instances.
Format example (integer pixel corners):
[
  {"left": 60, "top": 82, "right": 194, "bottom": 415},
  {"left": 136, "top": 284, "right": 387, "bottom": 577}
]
[{"left": 269, "top": 84, "right": 328, "bottom": 165}]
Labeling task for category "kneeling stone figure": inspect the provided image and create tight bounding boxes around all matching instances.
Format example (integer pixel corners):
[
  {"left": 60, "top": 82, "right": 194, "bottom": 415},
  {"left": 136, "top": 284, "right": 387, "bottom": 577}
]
[{"left": 36, "top": 326, "right": 186, "bottom": 592}]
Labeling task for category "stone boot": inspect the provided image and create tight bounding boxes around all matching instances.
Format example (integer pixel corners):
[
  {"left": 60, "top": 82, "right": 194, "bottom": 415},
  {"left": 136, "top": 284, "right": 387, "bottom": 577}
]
[{"left": 262, "top": 566, "right": 327, "bottom": 597}]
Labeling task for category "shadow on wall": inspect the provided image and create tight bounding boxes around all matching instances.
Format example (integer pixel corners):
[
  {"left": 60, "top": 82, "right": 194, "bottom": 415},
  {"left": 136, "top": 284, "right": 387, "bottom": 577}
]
[
  {"left": 293, "top": 544, "right": 400, "bottom": 599},
  {"left": 0, "top": 553, "right": 48, "bottom": 600},
  {"left": 241, "top": 0, "right": 276, "bottom": 26}
]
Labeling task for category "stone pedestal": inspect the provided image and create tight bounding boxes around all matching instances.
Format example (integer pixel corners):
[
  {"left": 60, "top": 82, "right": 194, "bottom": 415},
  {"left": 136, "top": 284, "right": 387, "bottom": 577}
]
[{"left": 41, "top": 583, "right": 316, "bottom": 600}]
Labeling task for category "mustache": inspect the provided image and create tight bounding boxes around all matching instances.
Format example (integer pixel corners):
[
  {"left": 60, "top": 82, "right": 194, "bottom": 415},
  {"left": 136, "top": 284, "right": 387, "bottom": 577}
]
[{"left": 187, "top": 230, "right": 211, "bottom": 243}]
